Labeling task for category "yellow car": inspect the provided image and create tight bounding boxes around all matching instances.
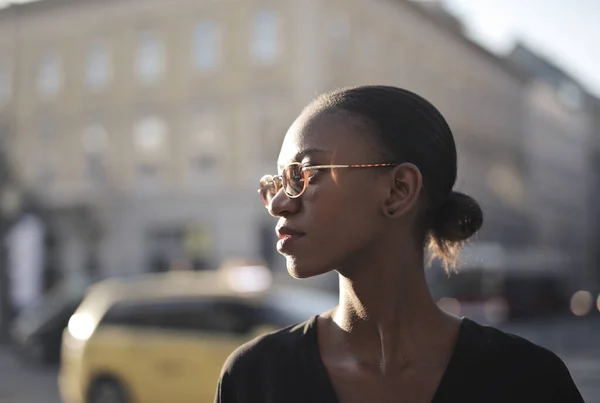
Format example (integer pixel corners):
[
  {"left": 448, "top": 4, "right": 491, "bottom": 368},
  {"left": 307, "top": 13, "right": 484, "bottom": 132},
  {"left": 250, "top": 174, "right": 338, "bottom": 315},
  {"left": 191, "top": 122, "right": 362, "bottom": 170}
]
[{"left": 59, "top": 268, "right": 336, "bottom": 403}]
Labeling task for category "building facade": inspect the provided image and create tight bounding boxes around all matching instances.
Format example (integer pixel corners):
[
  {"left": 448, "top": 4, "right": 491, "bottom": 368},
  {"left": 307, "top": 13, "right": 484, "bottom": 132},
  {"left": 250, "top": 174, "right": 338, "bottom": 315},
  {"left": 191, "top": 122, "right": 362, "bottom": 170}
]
[
  {"left": 509, "top": 44, "right": 596, "bottom": 285},
  {"left": 590, "top": 96, "right": 600, "bottom": 286},
  {"left": 0, "top": 0, "right": 567, "bottom": 286}
]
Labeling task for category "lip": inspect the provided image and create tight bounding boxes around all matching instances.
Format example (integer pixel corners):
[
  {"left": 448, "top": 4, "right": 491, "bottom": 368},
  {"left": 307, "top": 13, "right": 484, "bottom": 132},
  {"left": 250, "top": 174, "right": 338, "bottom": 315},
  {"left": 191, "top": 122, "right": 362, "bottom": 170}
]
[
  {"left": 275, "top": 225, "right": 306, "bottom": 239},
  {"left": 275, "top": 225, "right": 306, "bottom": 252}
]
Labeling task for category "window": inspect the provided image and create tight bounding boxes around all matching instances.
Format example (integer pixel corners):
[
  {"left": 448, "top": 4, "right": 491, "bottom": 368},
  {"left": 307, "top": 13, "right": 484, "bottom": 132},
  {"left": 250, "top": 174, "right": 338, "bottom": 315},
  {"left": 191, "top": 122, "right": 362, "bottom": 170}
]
[
  {"left": 82, "top": 124, "right": 109, "bottom": 186},
  {"left": 164, "top": 300, "right": 257, "bottom": 334},
  {"left": 188, "top": 113, "right": 223, "bottom": 180},
  {"left": 85, "top": 40, "right": 111, "bottom": 91},
  {"left": 99, "top": 298, "right": 260, "bottom": 335},
  {"left": 0, "top": 63, "right": 11, "bottom": 105},
  {"left": 135, "top": 30, "right": 164, "bottom": 84},
  {"left": 100, "top": 301, "right": 165, "bottom": 328},
  {"left": 37, "top": 50, "right": 62, "bottom": 98},
  {"left": 193, "top": 20, "right": 220, "bottom": 71},
  {"left": 134, "top": 116, "right": 168, "bottom": 189},
  {"left": 250, "top": 10, "right": 279, "bottom": 64},
  {"left": 264, "top": 288, "right": 338, "bottom": 326},
  {"left": 134, "top": 116, "right": 167, "bottom": 155}
]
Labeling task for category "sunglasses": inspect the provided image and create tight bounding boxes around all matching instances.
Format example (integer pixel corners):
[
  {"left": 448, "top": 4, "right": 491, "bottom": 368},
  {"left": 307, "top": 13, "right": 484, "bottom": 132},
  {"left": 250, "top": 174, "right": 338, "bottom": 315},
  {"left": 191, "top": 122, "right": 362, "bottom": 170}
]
[{"left": 258, "top": 162, "right": 397, "bottom": 206}]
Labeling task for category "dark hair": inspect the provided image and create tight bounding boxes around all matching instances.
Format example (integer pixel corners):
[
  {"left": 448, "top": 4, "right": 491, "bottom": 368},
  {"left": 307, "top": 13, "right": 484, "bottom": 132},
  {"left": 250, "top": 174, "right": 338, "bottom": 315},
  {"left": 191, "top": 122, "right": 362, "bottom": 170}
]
[{"left": 309, "top": 85, "right": 483, "bottom": 271}]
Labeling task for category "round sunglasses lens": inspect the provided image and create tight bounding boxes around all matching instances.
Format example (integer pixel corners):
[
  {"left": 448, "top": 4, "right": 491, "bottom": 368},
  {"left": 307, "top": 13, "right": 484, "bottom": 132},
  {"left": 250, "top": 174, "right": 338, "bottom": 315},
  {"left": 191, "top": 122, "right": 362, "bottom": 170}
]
[{"left": 283, "top": 164, "right": 305, "bottom": 196}]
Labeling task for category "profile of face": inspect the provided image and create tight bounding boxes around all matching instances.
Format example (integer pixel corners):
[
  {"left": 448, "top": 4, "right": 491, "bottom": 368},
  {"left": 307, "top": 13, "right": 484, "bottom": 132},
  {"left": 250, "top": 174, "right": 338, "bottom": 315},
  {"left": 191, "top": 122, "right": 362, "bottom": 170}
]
[
  {"left": 259, "top": 86, "right": 483, "bottom": 278},
  {"left": 265, "top": 110, "right": 414, "bottom": 279}
]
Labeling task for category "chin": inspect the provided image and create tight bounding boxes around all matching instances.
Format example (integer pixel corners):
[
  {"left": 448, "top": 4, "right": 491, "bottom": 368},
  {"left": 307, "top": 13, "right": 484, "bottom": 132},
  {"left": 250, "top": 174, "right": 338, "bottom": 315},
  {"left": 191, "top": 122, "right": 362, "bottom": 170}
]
[{"left": 284, "top": 254, "right": 333, "bottom": 279}]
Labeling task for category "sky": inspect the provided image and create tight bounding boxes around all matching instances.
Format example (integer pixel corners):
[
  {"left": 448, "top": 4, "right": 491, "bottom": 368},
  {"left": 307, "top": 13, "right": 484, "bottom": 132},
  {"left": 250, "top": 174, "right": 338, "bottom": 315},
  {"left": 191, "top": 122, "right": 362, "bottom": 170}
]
[
  {"left": 0, "top": 0, "right": 32, "bottom": 7},
  {"left": 441, "top": 0, "right": 600, "bottom": 97},
  {"left": 1, "top": 0, "right": 599, "bottom": 97}
]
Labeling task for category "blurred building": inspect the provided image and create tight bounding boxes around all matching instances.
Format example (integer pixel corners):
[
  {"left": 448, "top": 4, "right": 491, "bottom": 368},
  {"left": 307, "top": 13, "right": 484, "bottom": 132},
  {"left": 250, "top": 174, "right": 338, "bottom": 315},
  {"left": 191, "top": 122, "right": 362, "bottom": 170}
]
[
  {"left": 0, "top": 0, "right": 313, "bottom": 281},
  {"left": 508, "top": 44, "right": 596, "bottom": 286},
  {"left": 0, "top": 0, "right": 593, "bottom": 286},
  {"left": 590, "top": 96, "right": 600, "bottom": 286}
]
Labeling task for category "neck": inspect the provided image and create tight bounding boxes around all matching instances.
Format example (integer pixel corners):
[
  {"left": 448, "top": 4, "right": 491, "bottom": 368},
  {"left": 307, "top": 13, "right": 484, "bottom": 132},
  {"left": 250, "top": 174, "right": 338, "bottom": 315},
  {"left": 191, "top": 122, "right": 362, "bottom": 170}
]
[{"left": 331, "top": 245, "right": 455, "bottom": 374}]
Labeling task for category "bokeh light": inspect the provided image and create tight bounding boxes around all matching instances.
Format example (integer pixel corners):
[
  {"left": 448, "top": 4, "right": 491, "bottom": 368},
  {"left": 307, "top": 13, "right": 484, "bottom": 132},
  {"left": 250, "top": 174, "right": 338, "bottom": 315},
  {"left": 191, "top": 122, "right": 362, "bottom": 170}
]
[{"left": 570, "top": 291, "right": 593, "bottom": 316}]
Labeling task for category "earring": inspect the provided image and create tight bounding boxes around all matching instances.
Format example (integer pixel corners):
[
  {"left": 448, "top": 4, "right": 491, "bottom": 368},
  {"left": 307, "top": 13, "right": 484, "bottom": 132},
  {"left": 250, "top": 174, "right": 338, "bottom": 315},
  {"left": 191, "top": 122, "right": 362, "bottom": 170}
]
[{"left": 387, "top": 209, "right": 396, "bottom": 215}]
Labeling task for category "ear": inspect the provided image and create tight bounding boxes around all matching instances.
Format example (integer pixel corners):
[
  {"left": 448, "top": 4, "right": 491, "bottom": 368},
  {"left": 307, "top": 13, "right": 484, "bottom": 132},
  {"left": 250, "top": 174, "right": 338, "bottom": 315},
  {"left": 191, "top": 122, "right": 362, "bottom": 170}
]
[{"left": 382, "top": 163, "right": 423, "bottom": 218}]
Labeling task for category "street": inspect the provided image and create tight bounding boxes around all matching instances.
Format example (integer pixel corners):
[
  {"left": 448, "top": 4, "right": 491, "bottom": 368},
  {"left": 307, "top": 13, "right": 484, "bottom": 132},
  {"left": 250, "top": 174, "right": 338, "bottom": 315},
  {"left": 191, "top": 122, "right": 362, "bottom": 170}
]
[
  {"left": 0, "top": 349, "right": 61, "bottom": 403},
  {"left": 0, "top": 317, "right": 598, "bottom": 403}
]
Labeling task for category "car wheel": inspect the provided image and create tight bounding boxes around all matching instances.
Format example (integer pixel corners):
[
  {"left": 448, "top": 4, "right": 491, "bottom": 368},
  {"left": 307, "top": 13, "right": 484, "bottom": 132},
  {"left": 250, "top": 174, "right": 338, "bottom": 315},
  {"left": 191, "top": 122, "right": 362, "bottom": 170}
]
[{"left": 87, "top": 378, "right": 130, "bottom": 403}]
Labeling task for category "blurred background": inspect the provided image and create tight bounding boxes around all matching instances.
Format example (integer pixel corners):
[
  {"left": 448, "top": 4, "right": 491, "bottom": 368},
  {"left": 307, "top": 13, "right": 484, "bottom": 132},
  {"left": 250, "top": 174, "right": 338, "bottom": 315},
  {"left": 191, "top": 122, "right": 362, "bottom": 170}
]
[{"left": 0, "top": 0, "right": 598, "bottom": 402}]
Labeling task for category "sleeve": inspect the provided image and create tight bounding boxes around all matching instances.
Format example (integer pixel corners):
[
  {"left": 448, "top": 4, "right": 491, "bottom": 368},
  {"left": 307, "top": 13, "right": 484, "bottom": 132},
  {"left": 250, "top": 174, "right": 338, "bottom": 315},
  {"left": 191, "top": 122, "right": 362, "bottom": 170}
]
[
  {"left": 214, "top": 331, "right": 281, "bottom": 403},
  {"left": 548, "top": 355, "right": 585, "bottom": 403},
  {"left": 214, "top": 342, "right": 255, "bottom": 403},
  {"left": 214, "top": 364, "right": 238, "bottom": 403}
]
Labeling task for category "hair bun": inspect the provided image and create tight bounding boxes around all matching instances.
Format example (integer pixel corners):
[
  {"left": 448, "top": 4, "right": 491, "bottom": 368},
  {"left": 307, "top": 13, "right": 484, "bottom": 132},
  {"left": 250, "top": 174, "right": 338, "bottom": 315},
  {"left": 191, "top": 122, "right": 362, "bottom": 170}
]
[{"left": 432, "top": 191, "right": 483, "bottom": 243}]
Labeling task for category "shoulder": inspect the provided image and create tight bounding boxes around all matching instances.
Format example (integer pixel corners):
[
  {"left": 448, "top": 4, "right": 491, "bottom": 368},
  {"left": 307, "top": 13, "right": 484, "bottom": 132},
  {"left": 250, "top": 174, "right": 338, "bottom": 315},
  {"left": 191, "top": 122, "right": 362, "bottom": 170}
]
[
  {"left": 458, "top": 318, "right": 583, "bottom": 400},
  {"left": 215, "top": 317, "right": 318, "bottom": 402},
  {"left": 462, "top": 318, "right": 563, "bottom": 366},
  {"left": 220, "top": 316, "right": 317, "bottom": 378}
]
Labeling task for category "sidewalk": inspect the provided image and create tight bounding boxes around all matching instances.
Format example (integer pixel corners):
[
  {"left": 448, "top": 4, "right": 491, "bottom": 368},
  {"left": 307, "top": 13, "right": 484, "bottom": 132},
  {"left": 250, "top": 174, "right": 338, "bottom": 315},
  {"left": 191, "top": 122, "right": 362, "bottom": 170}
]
[{"left": 0, "top": 347, "right": 61, "bottom": 403}]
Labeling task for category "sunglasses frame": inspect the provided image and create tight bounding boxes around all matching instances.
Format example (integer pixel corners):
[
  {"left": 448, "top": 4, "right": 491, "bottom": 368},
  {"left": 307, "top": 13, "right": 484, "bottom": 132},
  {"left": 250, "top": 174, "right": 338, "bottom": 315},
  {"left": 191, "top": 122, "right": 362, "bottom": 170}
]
[{"left": 258, "top": 162, "right": 397, "bottom": 206}]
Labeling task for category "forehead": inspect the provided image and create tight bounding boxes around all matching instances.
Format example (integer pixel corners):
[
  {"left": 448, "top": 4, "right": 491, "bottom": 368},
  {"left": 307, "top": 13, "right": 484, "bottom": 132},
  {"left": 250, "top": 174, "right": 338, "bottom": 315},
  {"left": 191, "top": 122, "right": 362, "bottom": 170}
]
[{"left": 278, "top": 110, "right": 380, "bottom": 167}]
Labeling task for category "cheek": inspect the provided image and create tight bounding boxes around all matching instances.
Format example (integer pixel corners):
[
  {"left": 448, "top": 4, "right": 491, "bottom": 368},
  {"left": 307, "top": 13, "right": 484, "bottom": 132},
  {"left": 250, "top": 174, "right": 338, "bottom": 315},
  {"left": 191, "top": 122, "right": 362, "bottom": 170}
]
[
  {"left": 284, "top": 187, "right": 381, "bottom": 278},
  {"left": 307, "top": 186, "right": 381, "bottom": 254}
]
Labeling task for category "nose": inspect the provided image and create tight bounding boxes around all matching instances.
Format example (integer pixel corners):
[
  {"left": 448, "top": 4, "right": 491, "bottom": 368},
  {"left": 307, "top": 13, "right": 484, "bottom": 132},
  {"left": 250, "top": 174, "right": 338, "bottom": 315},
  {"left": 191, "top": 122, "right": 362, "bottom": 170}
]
[{"left": 268, "top": 188, "right": 300, "bottom": 217}]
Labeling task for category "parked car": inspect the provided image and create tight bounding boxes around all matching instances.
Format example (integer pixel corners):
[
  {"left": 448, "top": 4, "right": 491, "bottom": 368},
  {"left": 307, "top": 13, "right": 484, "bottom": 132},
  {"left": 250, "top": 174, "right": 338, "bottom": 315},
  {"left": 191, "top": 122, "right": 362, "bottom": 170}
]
[
  {"left": 10, "top": 280, "right": 89, "bottom": 365},
  {"left": 428, "top": 262, "right": 572, "bottom": 323},
  {"left": 59, "top": 268, "right": 337, "bottom": 403}
]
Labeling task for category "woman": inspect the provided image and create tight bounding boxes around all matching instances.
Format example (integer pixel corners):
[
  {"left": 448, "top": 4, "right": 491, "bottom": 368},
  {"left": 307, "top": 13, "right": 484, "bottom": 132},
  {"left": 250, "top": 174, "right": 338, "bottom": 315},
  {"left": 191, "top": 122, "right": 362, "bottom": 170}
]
[{"left": 215, "top": 86, "right": 583, "bottom": 403}]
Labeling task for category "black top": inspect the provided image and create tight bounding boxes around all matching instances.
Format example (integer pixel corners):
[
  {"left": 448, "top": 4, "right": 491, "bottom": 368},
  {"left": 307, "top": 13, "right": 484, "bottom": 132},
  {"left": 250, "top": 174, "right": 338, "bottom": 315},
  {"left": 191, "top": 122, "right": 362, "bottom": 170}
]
[{"left": 215, "top": 316, "right": 584, "bottom": 403}]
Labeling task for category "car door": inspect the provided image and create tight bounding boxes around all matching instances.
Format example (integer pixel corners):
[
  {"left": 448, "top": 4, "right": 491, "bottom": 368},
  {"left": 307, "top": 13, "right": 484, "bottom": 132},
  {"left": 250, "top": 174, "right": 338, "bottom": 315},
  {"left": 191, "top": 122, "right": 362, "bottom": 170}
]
[
  {"left": 93, "top": 297, "right": 257, "bottom": 403},
  {"left": 89, "top": 300, "right": 178, "bottom": 403},
  {"left": 109, "top": 299, "right": 229, "bottom": 403},
  {"left": 165, "top": 298, "right": 263, "bottom": 403}
]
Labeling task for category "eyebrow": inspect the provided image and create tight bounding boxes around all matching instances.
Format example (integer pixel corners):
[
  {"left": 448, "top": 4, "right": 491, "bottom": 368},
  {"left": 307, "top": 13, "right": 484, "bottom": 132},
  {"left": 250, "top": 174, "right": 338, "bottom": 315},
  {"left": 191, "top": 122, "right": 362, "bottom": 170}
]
[{"left": 278, "top": 148, "right": 331, "bottom": 169}]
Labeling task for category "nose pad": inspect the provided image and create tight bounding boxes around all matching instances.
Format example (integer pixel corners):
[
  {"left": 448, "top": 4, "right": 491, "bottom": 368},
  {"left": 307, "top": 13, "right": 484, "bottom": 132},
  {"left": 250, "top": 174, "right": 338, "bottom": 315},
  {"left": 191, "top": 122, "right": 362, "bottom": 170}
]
[{"left": 273, "top": 176, "right": 284, "bottom": 196}]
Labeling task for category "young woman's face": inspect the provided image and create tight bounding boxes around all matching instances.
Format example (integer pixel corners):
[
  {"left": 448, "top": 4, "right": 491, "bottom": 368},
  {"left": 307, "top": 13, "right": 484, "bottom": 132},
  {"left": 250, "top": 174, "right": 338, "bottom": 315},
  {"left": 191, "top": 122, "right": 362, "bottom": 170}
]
[{"left": 267, "top": 111, "right": 392, "bottom": 278}]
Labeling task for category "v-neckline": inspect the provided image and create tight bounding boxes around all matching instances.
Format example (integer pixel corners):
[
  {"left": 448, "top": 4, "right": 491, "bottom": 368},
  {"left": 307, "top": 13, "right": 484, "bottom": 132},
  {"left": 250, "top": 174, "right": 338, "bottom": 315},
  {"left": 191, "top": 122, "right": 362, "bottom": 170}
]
[{"left": 307, "top": 315, "right": 471, "bottom": 403}]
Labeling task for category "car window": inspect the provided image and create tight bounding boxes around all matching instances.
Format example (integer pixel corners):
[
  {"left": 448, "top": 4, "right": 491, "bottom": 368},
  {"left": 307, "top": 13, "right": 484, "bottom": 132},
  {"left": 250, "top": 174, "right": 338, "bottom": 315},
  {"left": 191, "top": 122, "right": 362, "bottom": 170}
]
[
  {"left": 161, "top": 299, "right": 258, "bottom": 334},
  {"left": 98, "top": 297, "right": 262, "bottom": 335},
  {"left": 100, "top": 301, "right": 164, "bottom": 328},
  {"left": 263, "top": 287, "right": 338, "bottom": 324}
]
